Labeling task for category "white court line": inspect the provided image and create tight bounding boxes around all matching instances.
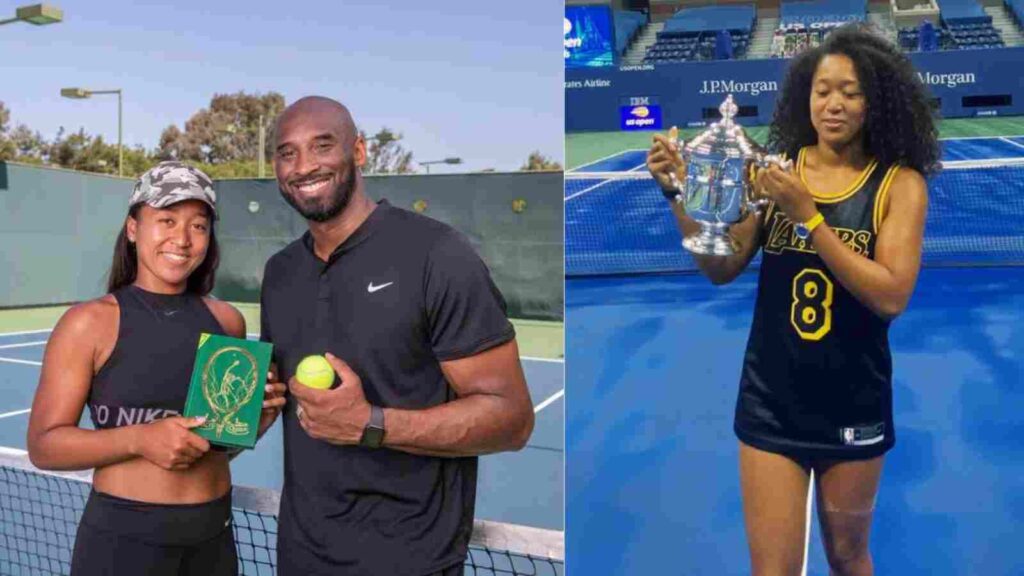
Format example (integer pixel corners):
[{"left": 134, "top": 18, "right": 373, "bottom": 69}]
[
  {"left": 533, "top": 389, "right": 564, "bottom": 414},
  {"left": 942, "top": 157, "right": 1024, "bottom": 168},
  {"left": 999, "top": 137, "right": 1024, "bottom": 151},
  {"left": 0, "top": 409, "right": 30, "bottom": 419},
  {"left": 521, "top": 356, "right": 564, "bottom": 364},
  {"left": 0, "top": 328, "right": 53, "bottom": 338},
  {"left": 801, "top": 470, "right": 814, "bottom": 576},
  {"left": 0, "top": 357, "right": 42, "bottom": 367},
  {"left": 565, "top": 178, "right": 616, "bottom": 201},
  {"left": 567, "top": 149, "right": 644, "bottom": 173},
  {"left": 939, "top": 134, "right": 1024, "bottom": 141},
  {"left": 567, "top": 151, "right": 651, "bottom": 200},
  {"left": 0, "top": 341, "right": 47, "bottom": 350}
]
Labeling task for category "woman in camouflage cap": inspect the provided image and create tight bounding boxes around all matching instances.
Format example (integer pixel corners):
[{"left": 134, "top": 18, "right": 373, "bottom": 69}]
[{"left": 27, "top": 161, "right": 286, "bottom": 575}]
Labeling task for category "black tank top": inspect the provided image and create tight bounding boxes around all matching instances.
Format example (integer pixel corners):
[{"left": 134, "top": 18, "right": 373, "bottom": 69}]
[
  {"left": 734, "top": 147, "right": 902, "bottom": 458},
  {"left": 88, "top": 285, "right": 225, "bottom": 430}
]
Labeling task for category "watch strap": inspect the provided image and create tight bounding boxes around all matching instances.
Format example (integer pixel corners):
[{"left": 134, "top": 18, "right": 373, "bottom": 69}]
[
  {"left": 804, "top": 212, "right": 825, "bottom": 234},
  {"left": 360, "top": 405, "right": 385, "bottom": 448}
]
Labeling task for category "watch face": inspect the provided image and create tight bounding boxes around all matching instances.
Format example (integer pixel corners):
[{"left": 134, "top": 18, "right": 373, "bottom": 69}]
[
  {"left": 795, "top": 224, "right": 809, "bottom": 240},
  {"left": 363, "top": 427, "right": 385, "bottom": 448}
]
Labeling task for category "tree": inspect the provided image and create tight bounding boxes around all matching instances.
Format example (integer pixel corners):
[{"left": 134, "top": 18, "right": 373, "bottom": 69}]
[
  {"left": 157, "top": 124, "right": 187, "bottom": 161},
  {"left": 361, "top": 128, "right": 415, "bottom": 174},
  {"left": 1, "top": 102, "right": 52, "bottom": 164},
  {"left": 8, "top": 125, "right": 47, "bottom": 163},
  {"left": 188, "top": 160, "right": 274, "bottom": 180},
  {"left": 0, "top": 101, "right": 15, "bottom": 161},
  {"left": 0, "top": 101, "right": 9, "bottom": 135},
  {"left": 520, "top": 151, "right": 562, "bottom": 171},
  {"left": 122, "top": 146, "right": 158, "bottom": 178},
  {"left": 158, "top": 91, "right": 285, "bottom": 165},
  {"left": 48, "top": 127, "right": 121, "bottom": 174}
]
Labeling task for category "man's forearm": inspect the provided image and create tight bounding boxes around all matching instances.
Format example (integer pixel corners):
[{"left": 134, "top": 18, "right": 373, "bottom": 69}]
[{"left": 382, "top": 395, "right": 533, "bottom": 457}]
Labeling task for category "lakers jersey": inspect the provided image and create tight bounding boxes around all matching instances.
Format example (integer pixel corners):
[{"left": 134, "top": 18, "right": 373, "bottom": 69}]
[{"left": 734, "top": 147, "right": 901, "bottom": 460}]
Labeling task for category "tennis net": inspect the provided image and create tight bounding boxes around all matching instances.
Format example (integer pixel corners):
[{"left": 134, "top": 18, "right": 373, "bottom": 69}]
[
  {"left": 566, "top": 158, "right": 1024, "bottom": 276},
  {"left": 0, "top": 448, "right": 564, "bottom": 576}
]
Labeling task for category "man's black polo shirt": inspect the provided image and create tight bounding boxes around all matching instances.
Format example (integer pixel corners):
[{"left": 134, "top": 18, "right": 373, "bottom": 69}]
[{"left": 260, "top": 199, "right": 515, "bottom": 575}]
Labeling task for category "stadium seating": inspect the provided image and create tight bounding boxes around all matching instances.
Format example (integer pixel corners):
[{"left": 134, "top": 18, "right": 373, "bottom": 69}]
[
  {"left": 898, "top": 0, "right": 1006, "bottom": 52},
  {"left": 660, "top": 4, "right": 756, "bottom": 34},
  {"left": 779, "top": 0, "right": 867, "bottom": 27},
  {"left": 614, "top": 10, "right": 647, "bottom": 56},
  {"left": 641, "top": 0, "right": 1014, "bottom": 64},
  {"left": 937, "top": 0, "right": 991, "bottom": 24},
  {"left": 1008, "top": 0, "right": 1024, "bottom": 28},
  {"left": 766, "top": 0, "right": 1004, "bottom": 56},
  {"left": 898, "top": 22, "right": 1004, "bottom": 50},
  {"left": 769, "top": 0, "right": 866, "bottom": 57},
  {"left": 643, "top": 4, "right": 755, "bottom": 63},
  {"left": 770, "top": 23, "right": 844, "bottom": 58}
]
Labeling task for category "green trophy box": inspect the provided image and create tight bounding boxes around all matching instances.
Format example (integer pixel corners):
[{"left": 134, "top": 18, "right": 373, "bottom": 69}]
[{"left": 183, "top": 333, "right": 273, "bottom": 449}]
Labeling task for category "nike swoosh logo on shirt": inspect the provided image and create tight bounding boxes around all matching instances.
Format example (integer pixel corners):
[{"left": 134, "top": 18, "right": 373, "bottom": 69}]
[{"left": 367, "top": 282, "right": 394, "bottom": 293}]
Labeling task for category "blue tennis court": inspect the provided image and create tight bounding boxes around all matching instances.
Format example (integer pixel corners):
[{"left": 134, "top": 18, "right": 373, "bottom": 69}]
[
  {"left": 0, "top": 330, "right": 564, "bottom": 531},
  {"left": 567, "top": 269, "right": 1024, "bottom": 575},
  {"left": 565, "top": 136, "right": 1024, "bottom": 574}
]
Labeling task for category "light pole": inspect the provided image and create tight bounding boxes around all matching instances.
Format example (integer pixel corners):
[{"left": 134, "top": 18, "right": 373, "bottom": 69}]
[
  {"left": 420, "top": 157, "right": 462, "bottom": 174},
  {"left": 0, "top": 4, "right": 62, "bottom": 26},
  {"left": 258, "top": 113, "right": 266, "bottom": 178},
  {"left": 61, "top": 87, "right": 122, "bottom": 177}
]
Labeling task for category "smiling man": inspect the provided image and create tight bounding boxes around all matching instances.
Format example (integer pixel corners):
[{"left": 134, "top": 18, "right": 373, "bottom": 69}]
[{"left": 259, "top": 96, "right": 535, "bottom": 576}]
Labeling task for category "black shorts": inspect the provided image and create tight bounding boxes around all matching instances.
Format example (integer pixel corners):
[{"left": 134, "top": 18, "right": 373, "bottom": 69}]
[{"left": 71, "top": 489, "right": 237, "bottom": 576}]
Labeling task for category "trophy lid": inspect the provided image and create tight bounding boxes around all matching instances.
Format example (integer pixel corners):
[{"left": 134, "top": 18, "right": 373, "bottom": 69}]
[{"left": 683, "top": 95, "right": 761, "bottom": 160}]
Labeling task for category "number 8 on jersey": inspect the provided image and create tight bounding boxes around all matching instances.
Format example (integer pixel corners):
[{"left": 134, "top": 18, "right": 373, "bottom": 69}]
[{"left": 791, "top": 268, "right": 833, "bottom": 341}]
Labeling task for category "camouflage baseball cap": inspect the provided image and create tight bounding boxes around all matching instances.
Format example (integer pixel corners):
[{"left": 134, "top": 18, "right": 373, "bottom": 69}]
[{"left": 130, "top": 161, "right": 217, "bottom": 218}]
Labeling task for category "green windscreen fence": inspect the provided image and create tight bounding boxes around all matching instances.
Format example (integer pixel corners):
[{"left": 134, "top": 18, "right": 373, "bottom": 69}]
[
  {"left": 0, "top": 163, "right": 563, "bottom": 321},
  {"left": 0, "top": 163, "right": 127, "bottom": 305}
]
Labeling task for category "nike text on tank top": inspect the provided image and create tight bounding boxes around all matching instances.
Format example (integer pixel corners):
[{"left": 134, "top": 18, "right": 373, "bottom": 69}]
[
  {"left": 734, "top": 147, "right": 902, "bottom": 460},
  {"left": 88, "top": 285, "right": 224, "bottom": 429}
]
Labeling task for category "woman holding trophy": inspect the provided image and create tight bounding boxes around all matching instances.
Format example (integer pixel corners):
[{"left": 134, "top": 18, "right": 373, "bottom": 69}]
[
  {"left": 26, "top": 162, "right": 287, "bottom": 575},
  {"left": 647, "top": 24, "right": 939, "bottom": 576}
]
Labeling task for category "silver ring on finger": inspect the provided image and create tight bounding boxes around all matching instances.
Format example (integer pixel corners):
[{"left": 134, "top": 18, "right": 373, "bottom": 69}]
[{"left": 296, "top": 405, "right": 305, "bottom": 419}]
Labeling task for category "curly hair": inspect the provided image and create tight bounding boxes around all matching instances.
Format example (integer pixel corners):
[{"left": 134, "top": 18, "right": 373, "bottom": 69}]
[{"left": 766, "top": 23, "right": 941, "bottom": 176}]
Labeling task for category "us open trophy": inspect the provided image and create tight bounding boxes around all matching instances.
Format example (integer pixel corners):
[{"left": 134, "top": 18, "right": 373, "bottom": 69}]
[{"left": 667, "top": 95, "right": 791, "bottom": 255}]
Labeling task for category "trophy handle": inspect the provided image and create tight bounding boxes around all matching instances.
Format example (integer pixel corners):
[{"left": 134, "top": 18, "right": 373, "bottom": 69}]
[
  {"left": 746, "top": 153, "right": 794, "bottom": 213},
  {"left": 666, "top": 139, "right": 690, "bottom": 197},
  {"left": 754, "top": 152, "right": 793, "bottom": 172}
]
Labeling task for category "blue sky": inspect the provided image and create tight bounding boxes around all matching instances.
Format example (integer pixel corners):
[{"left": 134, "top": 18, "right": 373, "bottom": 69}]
[{"left": 0, "top": 0, "right": 563, "bottom": 172}]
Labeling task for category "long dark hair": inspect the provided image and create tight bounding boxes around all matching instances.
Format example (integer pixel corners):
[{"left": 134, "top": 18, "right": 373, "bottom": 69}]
[
  {"left": 106, "top": 204, "right": 220, "bottom": 295},
  {"left": 766, "top": 23, "right": 941, "bottom": 176}
]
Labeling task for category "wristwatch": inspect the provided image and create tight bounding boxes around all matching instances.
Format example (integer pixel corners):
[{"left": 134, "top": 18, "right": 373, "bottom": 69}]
[
  {"left": 794, "top": 212, "right": 825, "bottom": 240},
  {"left": 360, "top": 405, "right": 385, "bottom": 449},
  {"left": 661, "top": 185, "right": 682, "bottom": 203}
]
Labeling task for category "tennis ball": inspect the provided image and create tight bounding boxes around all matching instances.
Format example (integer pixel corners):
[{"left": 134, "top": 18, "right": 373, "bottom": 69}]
[{"left": 296, "top": 355, "right": 335, "bottom": 390}]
